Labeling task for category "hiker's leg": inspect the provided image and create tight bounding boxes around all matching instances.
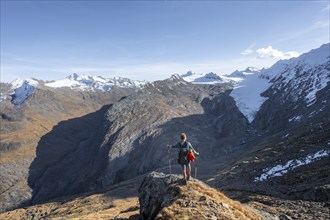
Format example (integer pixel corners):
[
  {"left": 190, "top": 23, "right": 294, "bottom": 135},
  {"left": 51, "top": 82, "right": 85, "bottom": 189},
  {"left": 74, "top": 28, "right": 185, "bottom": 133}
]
[
  {"left": 187, "top": 162, "right": 191, "bottom": 180},
  {"left": 182, "top": 164, "right": 187, "bottom": 180}
]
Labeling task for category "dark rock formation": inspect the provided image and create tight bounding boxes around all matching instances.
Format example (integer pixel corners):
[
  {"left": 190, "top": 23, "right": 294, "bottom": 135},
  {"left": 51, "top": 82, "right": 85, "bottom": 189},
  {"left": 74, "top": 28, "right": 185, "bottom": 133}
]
[{"left": 138, "top": 172, "right": 183, "bottom": 219}]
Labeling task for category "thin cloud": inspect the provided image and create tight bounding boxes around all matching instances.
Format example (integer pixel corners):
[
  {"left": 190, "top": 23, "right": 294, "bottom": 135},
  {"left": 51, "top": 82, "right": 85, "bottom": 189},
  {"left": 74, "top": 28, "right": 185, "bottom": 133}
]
[
  {"left": 241, "top": 49, "right": 254, "bottom": 56},
  {"left": 241, "top": 42, "right": 256, "bottom": 55},
  {"left": 321, "top": 3, "right": 330, "bottom": 13},
  {"left": 314, "top": 20, "right": 329, "bottom": 28}
]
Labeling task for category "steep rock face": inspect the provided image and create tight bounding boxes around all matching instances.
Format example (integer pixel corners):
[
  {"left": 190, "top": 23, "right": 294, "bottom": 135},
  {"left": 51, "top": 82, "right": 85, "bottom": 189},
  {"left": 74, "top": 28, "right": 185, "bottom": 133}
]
[
  {"left": 0, "top": 86, "right": 133, "bottom": 212},
  {"left": 138, "top": 172, "right": 264, "bottom": 220}
]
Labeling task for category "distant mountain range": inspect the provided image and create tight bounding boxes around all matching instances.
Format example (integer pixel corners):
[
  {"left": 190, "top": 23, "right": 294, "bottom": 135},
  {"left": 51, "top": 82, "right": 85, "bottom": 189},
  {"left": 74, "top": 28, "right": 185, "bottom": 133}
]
[{"left": 1, "top": 74, "right": 146, "bottom": 106}]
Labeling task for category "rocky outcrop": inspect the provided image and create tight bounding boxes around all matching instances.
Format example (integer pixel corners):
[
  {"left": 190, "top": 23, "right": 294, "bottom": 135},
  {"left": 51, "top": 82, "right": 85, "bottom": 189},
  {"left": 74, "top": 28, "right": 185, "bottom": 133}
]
[{"left": 138, "top": 172, "right": 264, "bottom": 220}]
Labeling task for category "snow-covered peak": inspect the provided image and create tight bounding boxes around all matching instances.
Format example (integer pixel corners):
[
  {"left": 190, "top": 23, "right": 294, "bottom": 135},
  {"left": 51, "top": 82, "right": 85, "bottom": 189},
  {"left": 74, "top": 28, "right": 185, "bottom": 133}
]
[
  {"left": 244, "top": 67, "right": 259, "bottom": 73},
  {"left": 226, "top": 67, "right": 260, "bottom": 79},
  {"left": 260, "top": 43, "right": 330, "bottom": 106},
  {"left": 203, "top": 72, "right": 222, "bottom": 81},
  {"left": 169, "top": 74, "right": 183, "bottom": 81},
  {"left": 45, "top": 73, "right": 147, "bottom": 91},
  {"left": 261, "top": 43, "right": 330, "bottom": 80},
  {"left": 10, "top": 79, "right": 39, "bottom": 105},
  {"left": 181, "top": 71, "right": 223, "bottom": 84},
  {"left": 231, "top": 43, "right": 330, "bottom": 123},
  {"left": 11, "top": 78, "right": 39, "bottom": 89},
  {"left": 227, "top": 70, "right": 245, "bottom": 78}
]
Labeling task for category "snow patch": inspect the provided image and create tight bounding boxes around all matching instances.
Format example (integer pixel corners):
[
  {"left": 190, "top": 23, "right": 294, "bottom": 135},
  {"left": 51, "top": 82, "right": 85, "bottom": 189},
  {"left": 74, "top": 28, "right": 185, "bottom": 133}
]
[
  {"left": 11, "top": 79, "right": 39, "bottom": 105},
  {"left": 0, "top": 93, "right": 7, "bottom": 103},
  {"left": 289, "top": 115, "right": 302, "bottom": 122},
  {"left": 255, "top": 149, "right": 329, "bottom": 182},
  {"left": 169, "top": 74, "right": 182, "bottom": 81}
]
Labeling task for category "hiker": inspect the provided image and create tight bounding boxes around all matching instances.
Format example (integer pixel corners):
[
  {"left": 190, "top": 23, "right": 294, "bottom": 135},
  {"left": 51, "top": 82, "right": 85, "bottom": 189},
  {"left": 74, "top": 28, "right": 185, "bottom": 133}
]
[{"left": 167, "top": 133, "right": 199, "bottom": 183}]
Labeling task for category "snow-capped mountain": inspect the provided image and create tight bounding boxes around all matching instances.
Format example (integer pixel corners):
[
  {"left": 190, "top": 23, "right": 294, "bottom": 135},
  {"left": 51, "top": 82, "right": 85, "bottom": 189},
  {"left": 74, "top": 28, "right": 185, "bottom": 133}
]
[
  {"left": 45, "top": 73, "right": 146, "bottom": 91},
  {"left": 231, "top": 43, "right": 329, "bottom": 123},
  {"left": 3, "top": 79, "right": 39, "bottom": 105},
  {"left": 260, "top": 43, "right": 329, "bottom": 107},
  {"left": 3, "top": 74, "right": 147, "bottom": 105},
  {"left": 181, "top": 71, "right": 224, "bottom": 84},
  {"left": 181, "top": 44, "right": 329, "bottom": 123},
  {"left": 226, "top": 67, "right": 260, "bottom": 78}
]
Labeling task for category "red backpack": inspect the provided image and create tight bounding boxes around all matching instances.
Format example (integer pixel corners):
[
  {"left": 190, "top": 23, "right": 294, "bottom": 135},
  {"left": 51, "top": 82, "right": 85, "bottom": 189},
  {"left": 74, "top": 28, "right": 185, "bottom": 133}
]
[{"left": 187, "top": 148, "right": 195, "bottom": 162}]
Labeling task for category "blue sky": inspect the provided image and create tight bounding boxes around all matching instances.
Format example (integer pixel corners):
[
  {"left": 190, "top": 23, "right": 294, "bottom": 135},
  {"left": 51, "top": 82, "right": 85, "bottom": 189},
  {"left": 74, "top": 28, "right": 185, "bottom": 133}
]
[{"left": 1, "top": 1, "right": 329, "bottom": 82}]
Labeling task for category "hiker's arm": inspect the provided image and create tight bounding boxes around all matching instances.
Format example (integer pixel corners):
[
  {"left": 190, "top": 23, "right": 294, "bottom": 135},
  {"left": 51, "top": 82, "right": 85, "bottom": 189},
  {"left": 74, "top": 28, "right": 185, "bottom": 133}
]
[
  {"left": 168, "top": 143, "right": 180, "bottom": 149},
  {"left": 188, "top": 143, "right": 199, "bottom": 155}
]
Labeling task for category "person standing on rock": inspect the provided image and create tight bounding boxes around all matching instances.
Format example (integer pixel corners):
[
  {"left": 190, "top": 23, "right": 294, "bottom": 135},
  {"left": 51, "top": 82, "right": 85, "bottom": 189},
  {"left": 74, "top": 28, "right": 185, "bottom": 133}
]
[{"left": 167, "top": 133, "right": 199, "bottom": 184}]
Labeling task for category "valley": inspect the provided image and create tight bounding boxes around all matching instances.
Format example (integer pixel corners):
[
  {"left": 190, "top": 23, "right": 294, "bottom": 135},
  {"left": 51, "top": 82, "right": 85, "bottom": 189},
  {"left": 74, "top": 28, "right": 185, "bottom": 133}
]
[{"left": 0, "top": 43, "right": 329, "bottom": 219}]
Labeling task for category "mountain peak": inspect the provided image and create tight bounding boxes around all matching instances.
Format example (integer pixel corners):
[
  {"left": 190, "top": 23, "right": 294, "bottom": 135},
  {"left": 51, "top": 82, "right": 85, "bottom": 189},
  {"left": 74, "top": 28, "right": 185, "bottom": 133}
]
[
  {"left": 67, "top": 73, "right": 80, "bottom": 80},
  {"left": 181, "top": 71, "right": 195, "bottom": 78},
  {"left": 244, "top": 66, "right": 259, "bottom": 73},
  {"left": 181, "top": 71, "right": 223, "bottom": 84},
  {"left": 170, "top": 74, "right": 183, "bottom": 81},
  {"left": 10, "top": 79, "right": 39, "bottom": 105}
]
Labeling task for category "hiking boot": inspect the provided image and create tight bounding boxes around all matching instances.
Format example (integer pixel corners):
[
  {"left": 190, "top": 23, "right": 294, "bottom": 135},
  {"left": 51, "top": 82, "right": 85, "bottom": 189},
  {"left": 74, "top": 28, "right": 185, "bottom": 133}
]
[{"left": 181, "top": 179, "right": 187, "bottom": 185}]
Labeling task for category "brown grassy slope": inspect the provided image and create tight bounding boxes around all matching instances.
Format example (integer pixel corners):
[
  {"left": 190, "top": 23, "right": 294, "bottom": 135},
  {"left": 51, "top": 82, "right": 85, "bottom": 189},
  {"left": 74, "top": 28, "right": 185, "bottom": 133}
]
[
  {"left": 0, "top": 176, "right": 141, "bottom": 220},
  {"left": 156, "top": 179, "right": 263, "bottom": 220}
]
